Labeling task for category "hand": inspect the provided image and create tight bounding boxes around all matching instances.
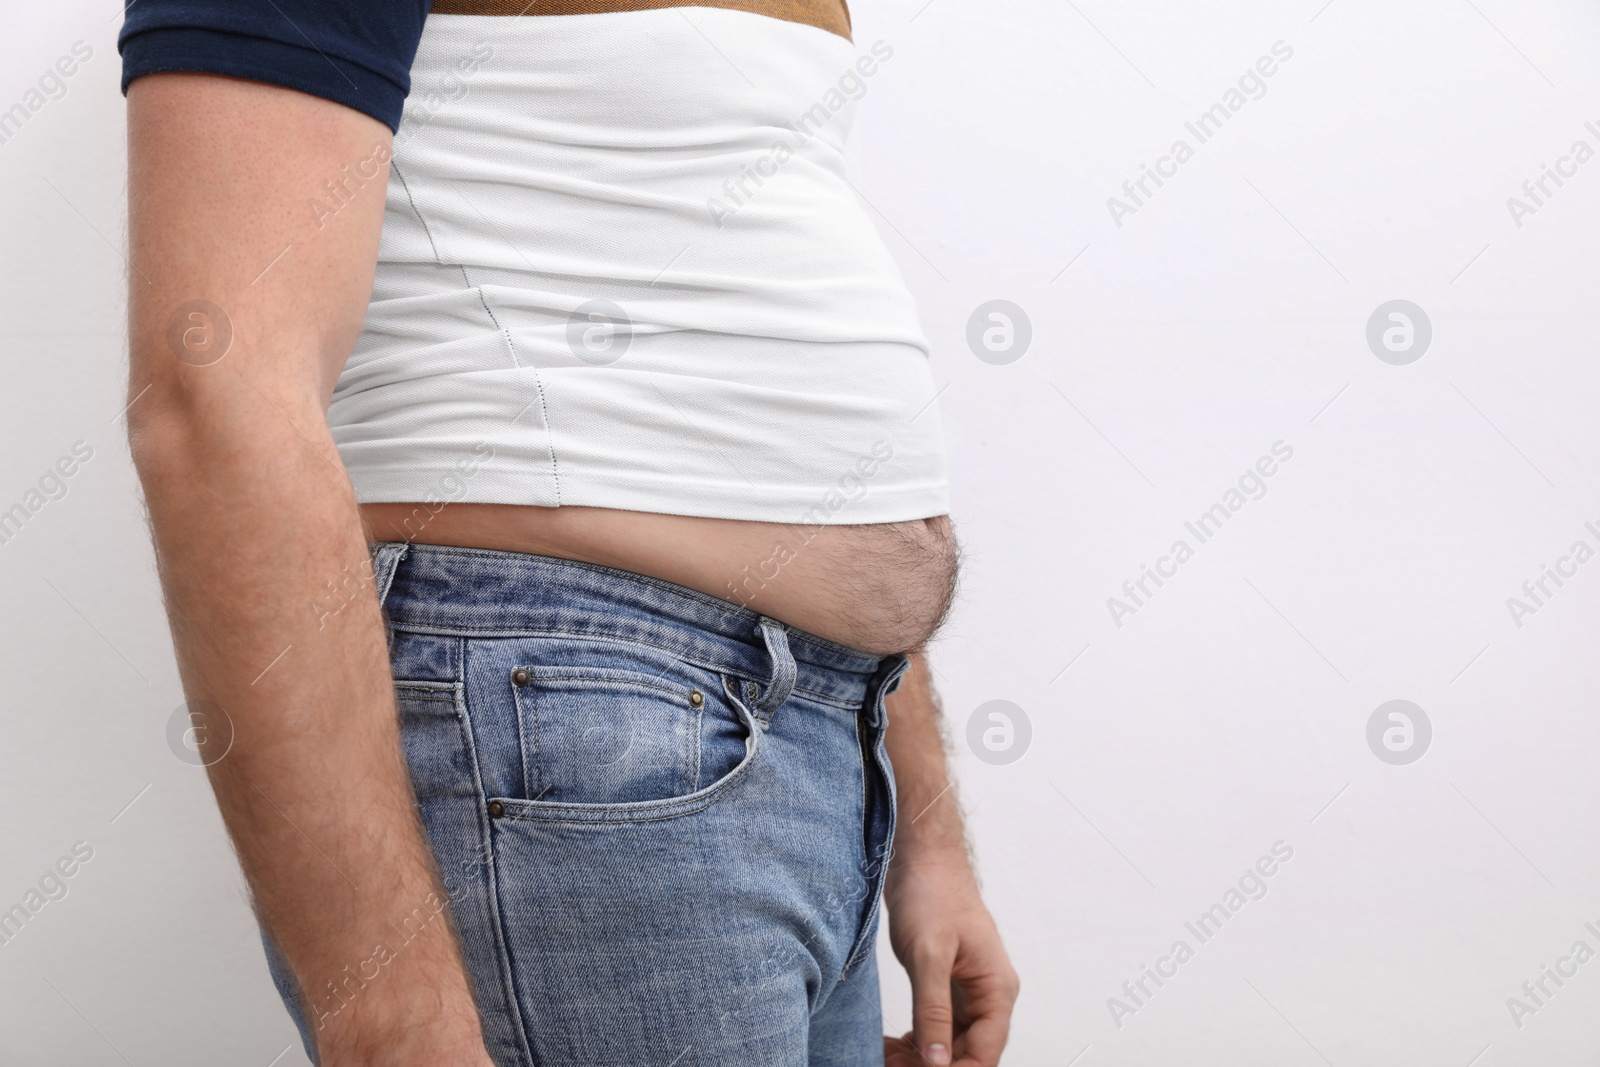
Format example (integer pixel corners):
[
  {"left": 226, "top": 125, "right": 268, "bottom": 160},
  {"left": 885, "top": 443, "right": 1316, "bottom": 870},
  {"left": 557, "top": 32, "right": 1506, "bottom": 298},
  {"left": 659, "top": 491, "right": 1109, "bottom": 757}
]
[{"left": 883, "top": 853, "right": 1019, "bottom": 1067}]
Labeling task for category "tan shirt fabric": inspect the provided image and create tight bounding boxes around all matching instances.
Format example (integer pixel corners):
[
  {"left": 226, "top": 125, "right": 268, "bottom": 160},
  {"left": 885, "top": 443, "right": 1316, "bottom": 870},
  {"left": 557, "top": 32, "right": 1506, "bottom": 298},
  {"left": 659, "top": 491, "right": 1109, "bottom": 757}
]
[{"left": 429, "top": 0, "right": 852, "bottom": 41}]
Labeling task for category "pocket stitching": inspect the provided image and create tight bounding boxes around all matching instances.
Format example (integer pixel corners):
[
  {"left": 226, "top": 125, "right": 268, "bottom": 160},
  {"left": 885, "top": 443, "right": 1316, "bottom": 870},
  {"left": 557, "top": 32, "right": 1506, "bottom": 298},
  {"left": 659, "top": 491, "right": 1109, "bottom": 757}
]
[
  {"left": 511, "top": 680, "right": 540, "bottom": 804},
  {"left": 524, "top": 674, "right": 684, "bottom": 700},
  {"left": 688, "top": 690, "right": 705, "bottom": 793},
  {"left": 488, "top": 682, "right": 761, "bottom": 826},
  {"left": 507, "top": 665, "right": 741, "bottom": 809}
]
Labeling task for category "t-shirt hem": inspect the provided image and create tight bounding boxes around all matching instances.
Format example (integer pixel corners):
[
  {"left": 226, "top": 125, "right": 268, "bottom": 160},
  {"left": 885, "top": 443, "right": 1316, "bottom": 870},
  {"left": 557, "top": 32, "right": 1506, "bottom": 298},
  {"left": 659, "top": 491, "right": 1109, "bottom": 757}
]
[{"left": 346, "top": 466, "right": 952, "bottom": 523}]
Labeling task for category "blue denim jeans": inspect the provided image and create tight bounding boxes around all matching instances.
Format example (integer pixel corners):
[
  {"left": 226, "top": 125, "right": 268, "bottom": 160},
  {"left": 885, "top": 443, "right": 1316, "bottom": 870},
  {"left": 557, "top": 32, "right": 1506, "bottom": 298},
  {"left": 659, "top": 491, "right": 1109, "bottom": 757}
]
[{"left": 262, "top": 541, "right": 909, "bottom": 1066}]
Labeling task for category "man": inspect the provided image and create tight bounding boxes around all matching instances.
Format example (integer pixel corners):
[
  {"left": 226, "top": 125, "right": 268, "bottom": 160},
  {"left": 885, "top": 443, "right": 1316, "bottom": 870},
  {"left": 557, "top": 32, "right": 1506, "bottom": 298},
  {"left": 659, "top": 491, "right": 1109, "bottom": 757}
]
[{"left": 121, "top": 1, "right": 1017, "bottom": 1063}]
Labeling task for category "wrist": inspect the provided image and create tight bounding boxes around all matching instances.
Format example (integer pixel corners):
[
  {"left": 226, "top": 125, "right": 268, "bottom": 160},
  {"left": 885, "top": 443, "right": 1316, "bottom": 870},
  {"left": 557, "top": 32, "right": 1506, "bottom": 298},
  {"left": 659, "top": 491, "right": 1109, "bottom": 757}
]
[
  {"left": 886, "top": 836, "right": 976, "bottom": 893},
  {"left": 889, "top": 821, "right": 970, "bottom": 868},
  {"left": 309, "top": 961, "right": 486, "bottom": 1064},
  {"left": 317, "top": 1005, "right": 488, "bottom": 1067}
]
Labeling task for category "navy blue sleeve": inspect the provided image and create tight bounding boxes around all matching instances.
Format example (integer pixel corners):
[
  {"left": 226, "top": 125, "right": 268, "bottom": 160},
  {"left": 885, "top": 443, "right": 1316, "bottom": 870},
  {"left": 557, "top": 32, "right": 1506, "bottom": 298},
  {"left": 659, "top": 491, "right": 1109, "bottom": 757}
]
[{"left": 118, "top": 1, "right": 434, "bottom": 134}]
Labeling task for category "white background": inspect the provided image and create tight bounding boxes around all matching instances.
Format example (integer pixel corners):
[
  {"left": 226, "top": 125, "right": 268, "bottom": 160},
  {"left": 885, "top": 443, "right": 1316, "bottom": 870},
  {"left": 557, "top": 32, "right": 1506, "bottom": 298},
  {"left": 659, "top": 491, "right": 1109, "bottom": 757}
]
[{"left": 4, "top": 1, "right": 1600, "bottom": 1064}]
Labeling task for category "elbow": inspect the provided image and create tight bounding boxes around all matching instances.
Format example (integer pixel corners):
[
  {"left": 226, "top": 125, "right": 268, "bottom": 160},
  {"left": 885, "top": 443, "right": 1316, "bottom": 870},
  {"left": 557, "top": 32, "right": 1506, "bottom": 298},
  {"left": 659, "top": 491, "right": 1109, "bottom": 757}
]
[
  {"left": 124, "top": 360, "right": 328, "bottom": 477},
  {"left": 125, "top": 401, "right": 212, "bottom": 480}
]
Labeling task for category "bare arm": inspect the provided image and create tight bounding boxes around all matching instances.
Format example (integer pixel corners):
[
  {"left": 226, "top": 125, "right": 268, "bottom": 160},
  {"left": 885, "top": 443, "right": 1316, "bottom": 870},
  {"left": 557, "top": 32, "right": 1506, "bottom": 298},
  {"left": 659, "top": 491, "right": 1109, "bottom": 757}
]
[
  {"left": 883, "top": 652, "right": 1019, "bottom": 1067},
  {"left": 126, "top": 73, "right": 492, "bottom": 1066}
]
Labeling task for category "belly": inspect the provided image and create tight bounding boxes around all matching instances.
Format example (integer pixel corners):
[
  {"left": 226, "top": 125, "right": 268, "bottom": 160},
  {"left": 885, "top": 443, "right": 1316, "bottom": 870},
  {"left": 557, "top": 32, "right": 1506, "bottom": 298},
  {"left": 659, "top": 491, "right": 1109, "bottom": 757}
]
[
  {"left": 360, "top": 503, "right": 957, "bottom": 655},
  {"left": 351, "top": 12, "right": 954, "bottom": 646}
]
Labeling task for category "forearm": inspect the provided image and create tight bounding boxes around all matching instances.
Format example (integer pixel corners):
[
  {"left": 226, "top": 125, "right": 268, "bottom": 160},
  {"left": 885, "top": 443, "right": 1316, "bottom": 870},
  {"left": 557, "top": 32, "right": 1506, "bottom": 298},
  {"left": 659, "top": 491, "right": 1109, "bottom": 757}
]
[
  {"left": 126, "top": 73, "right": 487, "bottom": 1063},
  {"left": 881, "top": 652, "right": 1018, "bottom": 1067},
  {"left": 133, "top": 419, "right": 480, "bottom": 1055},
  {"left": 883, "top": 651, "right": 973, "bottom": 873}
]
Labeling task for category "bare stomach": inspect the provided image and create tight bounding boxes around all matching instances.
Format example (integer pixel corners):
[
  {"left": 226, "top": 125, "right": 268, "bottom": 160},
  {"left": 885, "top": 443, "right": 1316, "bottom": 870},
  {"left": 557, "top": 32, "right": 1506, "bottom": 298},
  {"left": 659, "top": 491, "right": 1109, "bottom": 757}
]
[{"left": 359, "top": 503, "right": 959, "bottom": 656}]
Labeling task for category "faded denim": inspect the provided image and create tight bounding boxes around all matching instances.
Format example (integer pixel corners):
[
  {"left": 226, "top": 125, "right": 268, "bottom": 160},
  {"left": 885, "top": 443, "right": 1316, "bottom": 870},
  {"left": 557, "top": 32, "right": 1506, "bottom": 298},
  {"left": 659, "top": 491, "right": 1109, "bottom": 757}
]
[{"left": 261, "top": 541, "right": 909, "bottom": 1066}]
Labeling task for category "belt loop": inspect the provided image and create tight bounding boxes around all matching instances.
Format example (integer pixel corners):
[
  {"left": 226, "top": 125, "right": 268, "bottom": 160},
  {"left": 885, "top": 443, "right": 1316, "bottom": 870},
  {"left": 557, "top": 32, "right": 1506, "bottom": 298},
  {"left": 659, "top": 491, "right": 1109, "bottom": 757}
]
[
  {"left": 754, "top": 616, "right": 797, "bottom": 715},
  {"left": 368, "top": 541, "right": 410, "bottom": 610}
]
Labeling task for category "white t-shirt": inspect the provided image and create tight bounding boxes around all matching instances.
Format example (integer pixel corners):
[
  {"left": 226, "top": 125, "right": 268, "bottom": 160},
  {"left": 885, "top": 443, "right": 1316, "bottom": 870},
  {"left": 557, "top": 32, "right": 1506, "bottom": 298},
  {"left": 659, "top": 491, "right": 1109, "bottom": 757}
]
[{"left": 329, "top": 9, "right": 950, "bottom": 524}]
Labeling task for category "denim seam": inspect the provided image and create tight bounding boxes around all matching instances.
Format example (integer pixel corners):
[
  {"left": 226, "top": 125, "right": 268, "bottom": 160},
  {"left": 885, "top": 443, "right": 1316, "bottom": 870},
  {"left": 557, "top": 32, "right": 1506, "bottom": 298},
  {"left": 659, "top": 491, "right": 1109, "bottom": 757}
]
[
  {"left": 389, "top": 622, "right": 864, "bottom": 710},
  {"left": 521, "top": 674, "right": 685, "bottom": 700},
  {"left": 446, "top": 673, "right": 541, "bottom": 1067},
  {"left": 389, "top": 617, "right": 873, "bottom": 678},
  {"left": 842, "top": 657, "right": 908, "bottom": 973},
  {"left": 394, "top": 677, "right": 538, "bottom": 1067},
  {"left": 841, "top": 745, "right": 881, "bottom": 972},
  {"left": 689, "top": 696, "right": 705, "bottom": 792},
  {"left": 393, "top": 681, "right": 455, "bottom": 694},
  {"left": 371, "top": 543, "right": 408, "bottom": 662},
  {"left": 488, "top": 758, "right": 754, "bottom": 825},
  {"left": 512, "top": 681, "right": 538, "bottom": 803},
  {"left": 376, "top": 543, "right": 882, "bottom": 667},
  {"left": 855, "top": 713, "right": 869, "bottom": 847}
]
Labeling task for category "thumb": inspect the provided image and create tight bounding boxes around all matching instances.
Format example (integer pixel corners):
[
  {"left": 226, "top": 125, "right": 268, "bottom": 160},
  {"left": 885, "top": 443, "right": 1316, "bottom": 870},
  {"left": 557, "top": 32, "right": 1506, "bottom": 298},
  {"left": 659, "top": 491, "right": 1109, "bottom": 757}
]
[
  {"left": 909, "top": 949, "right": 956, "bottom": 1065},
  {"left": 884, "top": 1032, "right": 920, "bottom": 1066}
]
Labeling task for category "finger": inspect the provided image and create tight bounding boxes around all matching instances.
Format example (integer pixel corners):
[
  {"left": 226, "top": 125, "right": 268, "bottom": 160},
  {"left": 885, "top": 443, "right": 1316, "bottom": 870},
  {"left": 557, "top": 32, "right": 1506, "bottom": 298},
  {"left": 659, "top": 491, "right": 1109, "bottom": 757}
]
[
  {"left": 950, "top": 979, "right": 1017, "bottom": 1067},
  {"left": 885, "top": 1032, "right": 920, "bottom": 1067},
  {"left": 951, "top": 1013, "right": 1011, "bottom": 1067},
  {"left": 909, "top": 948, "right": 958, "bottom": 1065}
]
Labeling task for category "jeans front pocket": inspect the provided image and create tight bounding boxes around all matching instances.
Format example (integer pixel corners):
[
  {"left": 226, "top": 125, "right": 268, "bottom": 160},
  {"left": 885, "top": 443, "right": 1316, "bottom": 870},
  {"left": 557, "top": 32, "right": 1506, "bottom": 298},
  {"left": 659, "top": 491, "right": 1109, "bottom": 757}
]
[{"left": 472, "top": 637, "right": 763, "bottom": 826}]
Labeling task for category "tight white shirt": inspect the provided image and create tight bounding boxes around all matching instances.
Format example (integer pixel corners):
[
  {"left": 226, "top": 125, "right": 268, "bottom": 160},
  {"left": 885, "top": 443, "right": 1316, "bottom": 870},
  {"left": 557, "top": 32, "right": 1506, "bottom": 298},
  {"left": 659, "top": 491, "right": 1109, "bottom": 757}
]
[{"left": 328, "top": 9, "right": 950, "bottom": 524}]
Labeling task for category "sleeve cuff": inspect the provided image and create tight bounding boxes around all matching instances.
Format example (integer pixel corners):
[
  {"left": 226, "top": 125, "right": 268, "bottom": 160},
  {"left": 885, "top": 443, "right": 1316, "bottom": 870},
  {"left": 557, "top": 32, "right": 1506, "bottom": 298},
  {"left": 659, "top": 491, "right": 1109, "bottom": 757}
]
[{"left": 119, "top": 25, "right": 407, "bottom": 133}]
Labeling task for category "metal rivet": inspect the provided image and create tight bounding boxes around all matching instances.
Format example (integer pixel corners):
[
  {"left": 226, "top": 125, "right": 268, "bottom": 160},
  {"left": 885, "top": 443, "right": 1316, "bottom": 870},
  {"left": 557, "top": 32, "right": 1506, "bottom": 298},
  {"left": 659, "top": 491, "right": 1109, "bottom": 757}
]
[
  {"left": 689, "top": 689, "right": 704, "bottom": 708},
  {"left": 487, "top": 800, "right": 505, "bottom": 818},
  {"left": 510, "top": 668, "right": 531, "bottom": 687}
]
